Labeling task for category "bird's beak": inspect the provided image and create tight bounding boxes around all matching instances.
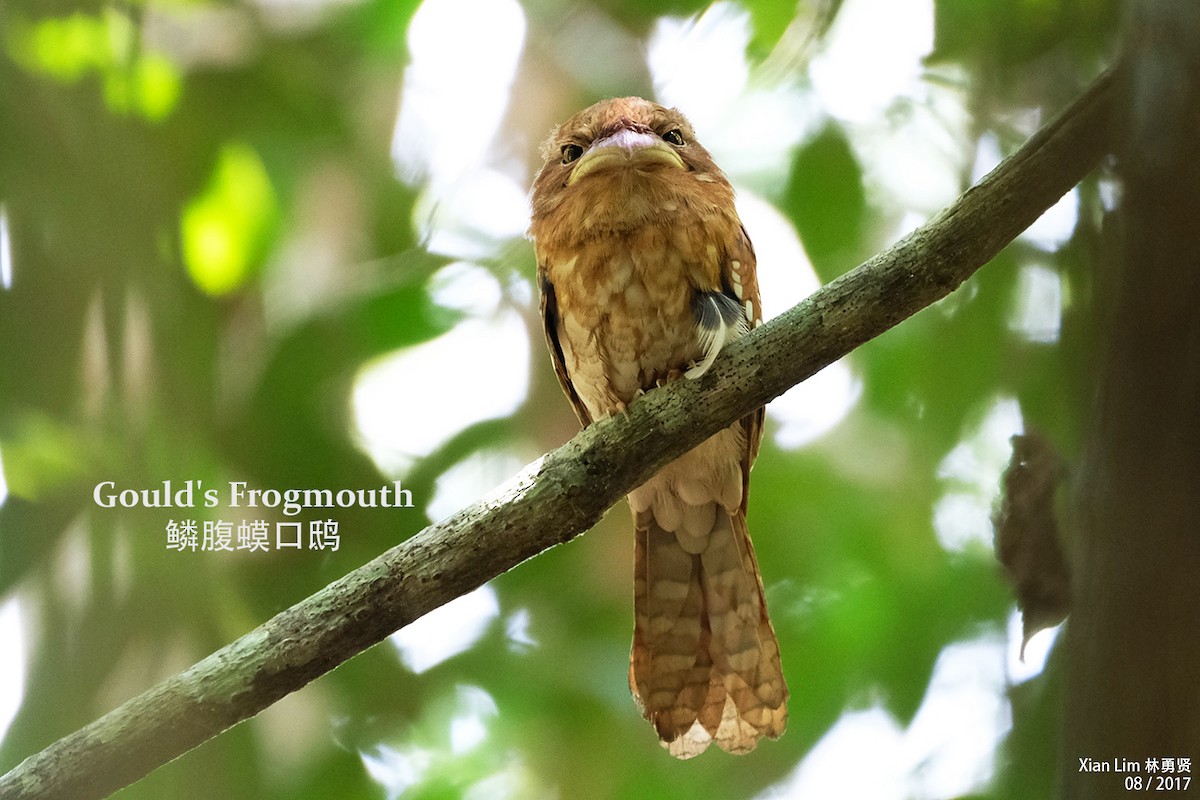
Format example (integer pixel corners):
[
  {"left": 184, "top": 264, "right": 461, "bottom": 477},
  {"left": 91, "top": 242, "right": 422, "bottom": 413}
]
[{"left": 567, "top": 128, "right": 685, "bottom": 186}]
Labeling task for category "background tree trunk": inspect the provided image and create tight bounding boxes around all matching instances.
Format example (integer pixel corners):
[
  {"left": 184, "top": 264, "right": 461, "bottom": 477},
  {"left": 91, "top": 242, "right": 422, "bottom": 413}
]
[{"left": 1061, "top": 3, "right": 1200, "bottom": 796}]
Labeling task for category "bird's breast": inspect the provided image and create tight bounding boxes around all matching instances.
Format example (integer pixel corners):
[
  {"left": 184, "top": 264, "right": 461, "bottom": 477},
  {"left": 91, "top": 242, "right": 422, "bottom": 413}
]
[{"left": 545, "top": 227, "right": 719, "bottom": 418}]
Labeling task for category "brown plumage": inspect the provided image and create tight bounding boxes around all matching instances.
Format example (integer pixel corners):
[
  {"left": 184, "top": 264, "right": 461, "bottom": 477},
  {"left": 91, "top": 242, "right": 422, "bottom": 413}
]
[{"left": 529, "top": 97, "right": 787, "bottom": 757}]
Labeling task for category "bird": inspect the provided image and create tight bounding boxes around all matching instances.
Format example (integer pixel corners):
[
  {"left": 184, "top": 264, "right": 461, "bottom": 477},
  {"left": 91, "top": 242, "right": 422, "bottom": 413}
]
[{"left": 528, "top": 96, "right": 787, "bottom": 758}]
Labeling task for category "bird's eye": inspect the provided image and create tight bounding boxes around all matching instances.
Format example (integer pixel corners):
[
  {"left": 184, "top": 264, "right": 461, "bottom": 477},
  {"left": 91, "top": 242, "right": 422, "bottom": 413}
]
[
  {"left": 662, "top": 129, "right": 685, "bottom": 146},
  {"left": 561, "top": 143, "right": 583, "bottom": 164}
]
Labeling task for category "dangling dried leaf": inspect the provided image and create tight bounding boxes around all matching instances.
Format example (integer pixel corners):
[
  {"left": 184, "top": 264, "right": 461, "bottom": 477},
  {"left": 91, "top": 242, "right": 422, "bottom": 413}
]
[{"left": 993, "top": 430, "right": 1072, "bottom": 658}]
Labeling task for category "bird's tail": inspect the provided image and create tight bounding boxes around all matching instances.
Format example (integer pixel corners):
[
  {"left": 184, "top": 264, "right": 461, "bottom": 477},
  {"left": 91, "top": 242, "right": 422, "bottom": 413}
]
[{"left": 627, "top": 491, "right": 787, "bottom": 758}]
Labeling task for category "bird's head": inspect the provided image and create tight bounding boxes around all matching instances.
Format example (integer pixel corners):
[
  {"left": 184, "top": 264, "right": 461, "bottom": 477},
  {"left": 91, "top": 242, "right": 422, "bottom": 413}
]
[{"left": 530, "top": 97, "right": 734, "bottom": 238}]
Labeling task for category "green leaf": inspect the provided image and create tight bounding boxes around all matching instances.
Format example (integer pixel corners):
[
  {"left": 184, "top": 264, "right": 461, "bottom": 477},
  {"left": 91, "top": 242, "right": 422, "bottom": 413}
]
[
  {"left": 742, "top": 0, "right": 798, "bottom": 56},
  {"left": 181, "top": 143, "right": 280, "bottom": 296},
  {"left": 781, "top": 122, "right": 867, "bottom": 280}
]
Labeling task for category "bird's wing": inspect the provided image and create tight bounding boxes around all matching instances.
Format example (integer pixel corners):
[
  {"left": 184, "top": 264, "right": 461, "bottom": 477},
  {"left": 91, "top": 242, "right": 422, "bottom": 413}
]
[{"left": 539, "top": 268, "right": 593, "bottom": 426}]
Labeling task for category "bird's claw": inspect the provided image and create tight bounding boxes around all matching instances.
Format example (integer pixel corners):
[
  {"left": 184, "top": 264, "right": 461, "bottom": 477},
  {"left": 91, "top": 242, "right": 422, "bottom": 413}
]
[{"left": 654, "top": 368, "right": 685, "bottom": 388}]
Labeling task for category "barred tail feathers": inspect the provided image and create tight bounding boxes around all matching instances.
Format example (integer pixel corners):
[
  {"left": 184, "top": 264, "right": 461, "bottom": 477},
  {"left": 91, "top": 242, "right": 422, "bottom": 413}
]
[{"left": 628, "top": 478, "right": 786, "bottom": 758}]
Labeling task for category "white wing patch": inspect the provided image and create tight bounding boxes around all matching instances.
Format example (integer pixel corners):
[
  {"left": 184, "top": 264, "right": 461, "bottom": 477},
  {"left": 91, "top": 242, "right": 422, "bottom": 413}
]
[
  {"left": 686, "top": 291, "right": 750, "bottom": 379},
  {"left": 730, "top": 260, "right": 744, "bottom": 300}
]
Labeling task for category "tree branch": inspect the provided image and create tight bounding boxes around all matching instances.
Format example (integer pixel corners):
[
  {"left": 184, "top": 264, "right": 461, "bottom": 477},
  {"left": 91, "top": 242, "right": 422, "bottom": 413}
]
[{"left": 0, "top": 68, "right": 1117, "bottom": 800}]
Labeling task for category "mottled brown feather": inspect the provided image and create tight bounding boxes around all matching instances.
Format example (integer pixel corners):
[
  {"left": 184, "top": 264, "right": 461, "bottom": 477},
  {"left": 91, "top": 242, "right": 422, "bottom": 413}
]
[
  {"left": 539, "top": 273, "right": 592, "bottom": 426},
  {"left": 530, "top": 97, "right": 787, "bottom": 758}
]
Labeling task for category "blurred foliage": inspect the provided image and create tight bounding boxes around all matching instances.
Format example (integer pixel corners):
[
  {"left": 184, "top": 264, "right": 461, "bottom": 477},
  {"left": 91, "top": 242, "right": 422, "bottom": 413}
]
[{"left": 0, "top": 0, "right": 1118, "bottom": 798}]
